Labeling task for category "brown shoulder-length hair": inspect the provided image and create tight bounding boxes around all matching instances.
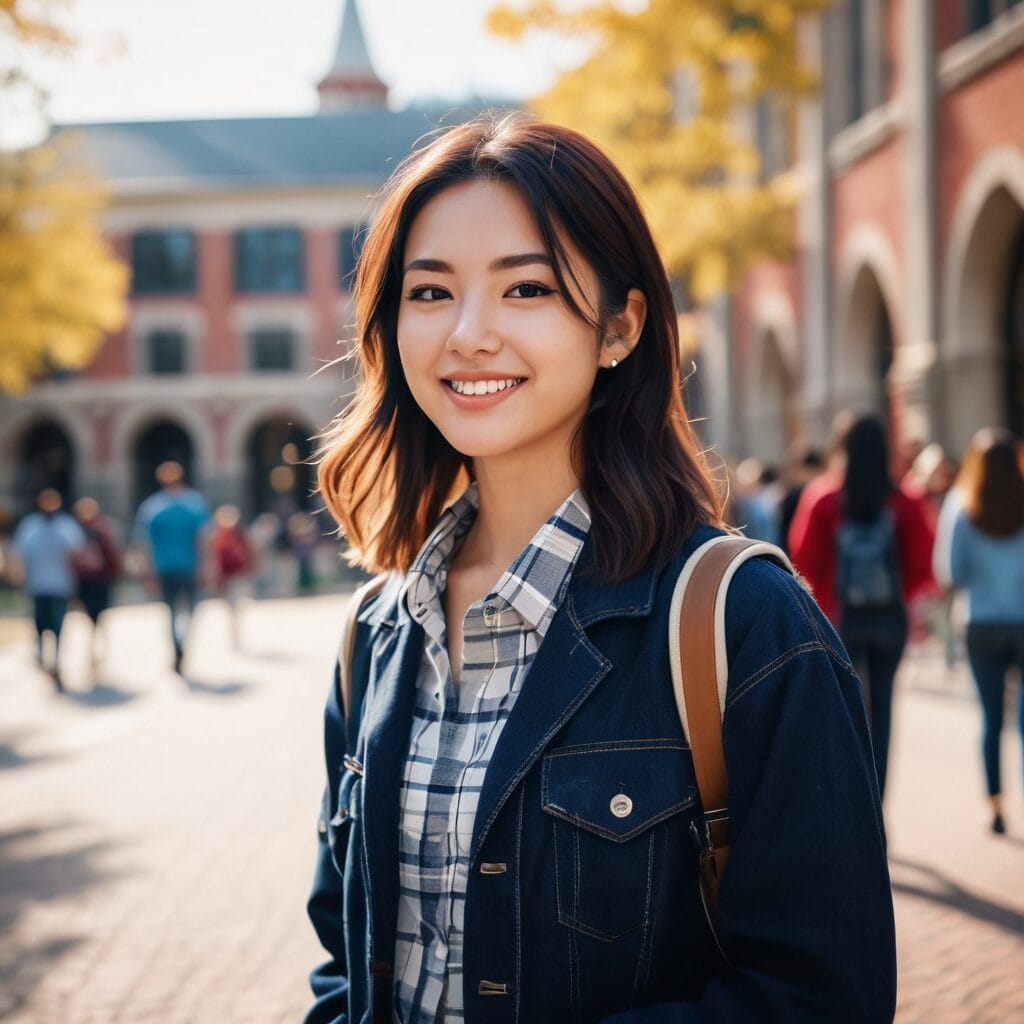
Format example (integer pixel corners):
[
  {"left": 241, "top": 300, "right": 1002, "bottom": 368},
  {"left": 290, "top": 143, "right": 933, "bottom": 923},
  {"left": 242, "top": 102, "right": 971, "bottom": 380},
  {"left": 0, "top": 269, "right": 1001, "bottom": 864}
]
[
  {"left": 317, "top": 111, "right": 723, "bottom": 582},
  {"left": 957, "top": 427, "right": 1024, "bottom": 538}
]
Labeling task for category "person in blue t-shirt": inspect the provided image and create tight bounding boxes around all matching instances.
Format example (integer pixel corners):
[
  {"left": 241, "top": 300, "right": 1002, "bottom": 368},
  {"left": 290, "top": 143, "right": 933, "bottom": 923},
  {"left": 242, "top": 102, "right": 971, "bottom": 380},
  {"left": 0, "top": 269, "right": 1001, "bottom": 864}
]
[
  {"left": 134, "top": 461, "right": 211, "bottom": 674},
  {"left": 11, "top": 488, "right": 86, "bottom": 690}
]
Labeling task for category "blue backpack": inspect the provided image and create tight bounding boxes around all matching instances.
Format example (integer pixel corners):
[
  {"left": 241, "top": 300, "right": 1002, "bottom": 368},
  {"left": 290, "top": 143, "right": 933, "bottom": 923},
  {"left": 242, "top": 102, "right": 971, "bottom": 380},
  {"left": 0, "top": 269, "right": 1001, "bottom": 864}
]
[{"left": 835, "top": 509, "right": 902, "bottom": 611}]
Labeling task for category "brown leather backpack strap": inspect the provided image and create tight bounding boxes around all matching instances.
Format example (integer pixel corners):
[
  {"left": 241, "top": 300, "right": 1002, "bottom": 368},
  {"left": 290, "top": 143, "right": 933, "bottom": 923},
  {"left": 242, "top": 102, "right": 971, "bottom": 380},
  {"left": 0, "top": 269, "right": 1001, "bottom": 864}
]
[{"left": 668, "top": 536, "right": 795, "bottom": 922}]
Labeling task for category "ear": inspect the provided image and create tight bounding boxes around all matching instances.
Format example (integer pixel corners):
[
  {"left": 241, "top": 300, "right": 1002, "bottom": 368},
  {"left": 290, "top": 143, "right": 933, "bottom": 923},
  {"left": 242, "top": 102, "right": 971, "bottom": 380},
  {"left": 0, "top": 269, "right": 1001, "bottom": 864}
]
[{"left": 599, "top": 289, "right": 647, "bottom": 368}]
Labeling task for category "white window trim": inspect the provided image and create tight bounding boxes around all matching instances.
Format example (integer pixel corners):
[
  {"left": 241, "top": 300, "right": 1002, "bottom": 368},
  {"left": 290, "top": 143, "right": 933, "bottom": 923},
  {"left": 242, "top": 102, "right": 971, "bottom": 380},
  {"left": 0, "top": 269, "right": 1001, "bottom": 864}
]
[
  {"left": 130, "top": 305, "right": 206, "bottom": 376},
  {"left": 940, "top": 3, "right": 1024, "bottom": 93}
]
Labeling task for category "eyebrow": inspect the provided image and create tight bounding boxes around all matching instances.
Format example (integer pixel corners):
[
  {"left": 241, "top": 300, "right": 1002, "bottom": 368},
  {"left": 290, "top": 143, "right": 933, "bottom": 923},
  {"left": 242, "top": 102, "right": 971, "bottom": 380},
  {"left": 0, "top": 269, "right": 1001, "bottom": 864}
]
[{"left": 403, "top": 252, "right": 554, "bottom": 274}]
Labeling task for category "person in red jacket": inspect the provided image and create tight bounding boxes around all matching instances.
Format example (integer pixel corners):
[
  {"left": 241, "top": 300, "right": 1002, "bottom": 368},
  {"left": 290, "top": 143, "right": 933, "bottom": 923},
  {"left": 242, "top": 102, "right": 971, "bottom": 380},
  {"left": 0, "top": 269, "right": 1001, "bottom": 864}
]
[{"left": 789, "top": 413, "right": 934, "bottom": 797}]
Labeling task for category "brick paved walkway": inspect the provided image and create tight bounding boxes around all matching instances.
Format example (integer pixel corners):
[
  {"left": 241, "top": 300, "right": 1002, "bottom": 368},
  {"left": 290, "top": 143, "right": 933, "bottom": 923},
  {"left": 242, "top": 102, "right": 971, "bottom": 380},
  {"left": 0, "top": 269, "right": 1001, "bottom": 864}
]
[{"left": 0, "top": 597, "right": 1021, "bottom": 1022}]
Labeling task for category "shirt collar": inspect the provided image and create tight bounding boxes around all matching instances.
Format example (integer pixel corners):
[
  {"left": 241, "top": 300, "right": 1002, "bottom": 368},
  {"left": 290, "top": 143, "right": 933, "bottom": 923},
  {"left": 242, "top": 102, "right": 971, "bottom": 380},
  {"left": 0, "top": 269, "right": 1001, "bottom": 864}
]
[{"left": 401, "top": 484, "right": 591, "bottom": 638}]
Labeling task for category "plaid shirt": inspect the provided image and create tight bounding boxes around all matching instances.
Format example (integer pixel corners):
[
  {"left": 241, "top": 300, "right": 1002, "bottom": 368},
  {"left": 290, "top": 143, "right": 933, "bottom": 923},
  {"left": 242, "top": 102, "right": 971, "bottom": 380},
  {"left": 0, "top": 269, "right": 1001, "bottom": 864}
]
[{"left": 394, "top": 484, "right": 591, "bottom": 1024}]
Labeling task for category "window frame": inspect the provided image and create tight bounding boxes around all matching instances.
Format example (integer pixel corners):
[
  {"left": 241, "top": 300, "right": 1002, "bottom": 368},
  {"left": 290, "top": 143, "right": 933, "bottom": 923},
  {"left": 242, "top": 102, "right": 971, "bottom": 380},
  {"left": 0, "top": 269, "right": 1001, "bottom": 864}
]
[
  {"left": 234, "top": 226, "right": 306, "bottom": 295},
  {"left": 131, "top": 228, "right": 197, "bottom": 296}
]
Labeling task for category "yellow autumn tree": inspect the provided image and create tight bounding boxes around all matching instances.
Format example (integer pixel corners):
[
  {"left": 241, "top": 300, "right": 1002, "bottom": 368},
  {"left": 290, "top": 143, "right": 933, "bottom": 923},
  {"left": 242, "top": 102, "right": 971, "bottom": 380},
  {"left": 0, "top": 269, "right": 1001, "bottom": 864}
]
[
  {"left": 488, "top": 0, "right": 829, "bottom": 299},
  {"left": 0, "top": 0, "right": 127, "bottom": 393}
]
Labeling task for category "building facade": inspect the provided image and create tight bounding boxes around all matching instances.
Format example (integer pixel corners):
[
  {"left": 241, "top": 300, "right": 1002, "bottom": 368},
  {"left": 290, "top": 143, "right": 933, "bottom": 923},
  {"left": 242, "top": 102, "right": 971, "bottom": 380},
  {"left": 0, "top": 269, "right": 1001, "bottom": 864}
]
[
  {"left": 0, "top": 0, "right": 483, "bottom": 524},
  {"left": 709, "top": 0, "right": 1024, "bottom": 465}
]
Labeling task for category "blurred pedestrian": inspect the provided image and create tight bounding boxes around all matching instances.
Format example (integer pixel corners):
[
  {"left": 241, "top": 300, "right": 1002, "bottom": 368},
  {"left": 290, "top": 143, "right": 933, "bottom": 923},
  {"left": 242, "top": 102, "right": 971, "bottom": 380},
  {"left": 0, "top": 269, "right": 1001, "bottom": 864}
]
[
  {"left": 933, "top": 428, "right": 1024, "bottom": 835},
  {"left": 10, "top": 489, "right": 85, "bottom": 690},
  {"left": 287, "top": 511, "right": 318, "bottom": 594},
  {"left": 211, "top": 504, "right": 252, "bottom": 649},
  {"left": 71, "top": 497, "right": 122, "bottom": 679},
  {"left": 133, "top": 461, "right": 211, "bottom": 674},
  {"left": 735, "top": 458, "right": 783, "bottom": 545},
  {"left": 249, "top": 511, "right": 282, "bottom": 596},
  {"left": 789, "top": 414, "right": 934, "bottom": 797},
  {"left": 777, "top": 444, "right": 825, "bottom": 557}
]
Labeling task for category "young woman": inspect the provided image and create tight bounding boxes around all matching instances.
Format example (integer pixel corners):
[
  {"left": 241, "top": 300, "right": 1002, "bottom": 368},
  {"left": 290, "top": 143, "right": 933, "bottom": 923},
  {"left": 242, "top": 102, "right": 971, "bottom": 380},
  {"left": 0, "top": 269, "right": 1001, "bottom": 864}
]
[
  {"left": 307, "top": 113, "right": 895, "bottom": 1024},
  {"left": 789, "top": 414, "right": 934, "bottom": 799},
  {"left": 934, "top": 428, "right": 1024, "bottom": 834}
]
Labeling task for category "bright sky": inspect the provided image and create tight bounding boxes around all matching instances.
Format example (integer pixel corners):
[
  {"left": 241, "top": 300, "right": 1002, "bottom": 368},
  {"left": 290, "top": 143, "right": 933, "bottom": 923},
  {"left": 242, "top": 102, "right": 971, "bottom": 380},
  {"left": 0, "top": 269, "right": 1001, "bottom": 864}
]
[{"left": 2, "top": 0, "right": 592, "bottom": 147}]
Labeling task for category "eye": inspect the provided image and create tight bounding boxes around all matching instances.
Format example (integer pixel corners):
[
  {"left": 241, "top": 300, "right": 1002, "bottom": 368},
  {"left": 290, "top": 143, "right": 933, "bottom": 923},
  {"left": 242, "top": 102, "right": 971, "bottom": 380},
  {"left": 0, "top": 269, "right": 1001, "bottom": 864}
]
[
  {"left": 506, "top": 281, "right": 554, "bottom": 299},
  {"left": 406, "top": 284, "right": 451, "bottom": 302}
]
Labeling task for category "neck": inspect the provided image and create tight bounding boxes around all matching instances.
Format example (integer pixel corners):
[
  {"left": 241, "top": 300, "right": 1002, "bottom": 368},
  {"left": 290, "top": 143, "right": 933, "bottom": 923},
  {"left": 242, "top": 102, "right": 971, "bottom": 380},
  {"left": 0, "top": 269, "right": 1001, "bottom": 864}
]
[{"left": 459, "top": 453, "right": 580, "bottom": 573}]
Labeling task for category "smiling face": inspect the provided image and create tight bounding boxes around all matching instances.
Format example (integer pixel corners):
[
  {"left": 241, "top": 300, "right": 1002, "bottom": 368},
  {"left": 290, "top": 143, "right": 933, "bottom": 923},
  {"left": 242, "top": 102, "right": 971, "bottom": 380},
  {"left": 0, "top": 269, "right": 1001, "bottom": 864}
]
[{"left": 397, "top": 178, "right": 627, "bottom": 484}]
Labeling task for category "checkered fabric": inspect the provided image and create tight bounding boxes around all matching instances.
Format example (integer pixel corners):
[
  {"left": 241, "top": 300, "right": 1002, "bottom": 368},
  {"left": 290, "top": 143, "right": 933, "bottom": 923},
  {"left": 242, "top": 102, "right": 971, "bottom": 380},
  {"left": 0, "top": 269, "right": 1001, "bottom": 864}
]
[{"left": 393, "top": 483, "right": 591, "bottom": 1024}]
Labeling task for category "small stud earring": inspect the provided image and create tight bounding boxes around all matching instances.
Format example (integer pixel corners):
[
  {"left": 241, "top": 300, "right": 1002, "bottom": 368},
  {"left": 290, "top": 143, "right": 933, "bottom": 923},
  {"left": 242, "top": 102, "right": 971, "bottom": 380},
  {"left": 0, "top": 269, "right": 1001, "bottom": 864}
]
[{"left": 610, "top": 358, "right": 619, "bottom": 368}]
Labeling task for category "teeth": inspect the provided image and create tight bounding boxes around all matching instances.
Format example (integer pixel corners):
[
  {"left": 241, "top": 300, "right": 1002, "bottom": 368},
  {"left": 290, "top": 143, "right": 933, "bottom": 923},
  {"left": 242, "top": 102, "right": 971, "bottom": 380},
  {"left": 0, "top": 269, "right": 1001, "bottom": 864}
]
[{"left": 449, "top": 378, "right": 522, "bottom": 395}]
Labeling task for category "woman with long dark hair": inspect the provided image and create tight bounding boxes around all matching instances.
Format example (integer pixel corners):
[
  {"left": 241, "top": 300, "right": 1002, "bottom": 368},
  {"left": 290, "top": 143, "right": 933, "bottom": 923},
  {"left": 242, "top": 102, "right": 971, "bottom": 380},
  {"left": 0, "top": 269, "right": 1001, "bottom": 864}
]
[
  {"left": 789, "top": 414, "right": 934, "bottom": 798},
  {"left": 306, "top": 113, "right": 895, "bottom": 1023},
  {"left": 935, "top": 428, "right": 1024, "bottom": 834}
]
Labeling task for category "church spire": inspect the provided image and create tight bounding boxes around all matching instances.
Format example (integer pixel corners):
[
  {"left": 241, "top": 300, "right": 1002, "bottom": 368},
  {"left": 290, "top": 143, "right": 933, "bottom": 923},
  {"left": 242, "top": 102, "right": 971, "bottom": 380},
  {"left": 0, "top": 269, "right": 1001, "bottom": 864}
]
[{"left": 317, "top": 0, "right": 389, "bottom": 112}]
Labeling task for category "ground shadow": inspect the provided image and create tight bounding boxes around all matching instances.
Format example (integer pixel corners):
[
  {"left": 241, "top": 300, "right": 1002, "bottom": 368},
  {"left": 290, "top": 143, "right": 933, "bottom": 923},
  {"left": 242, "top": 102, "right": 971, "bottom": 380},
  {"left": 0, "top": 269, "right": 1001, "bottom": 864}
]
[
  {"left": 0, "top": 727, "right": 55, "bottom": 772},
  {"left": 179, "top": 676, "right": 250, "bottom": 697},
  {"left": 890, "top": 856, "right": 1024, "bottom": 936},
  {"left": 0, "top": 820, "right": 126, "bottom": 1019},
  {"left": 61, "top": 680, "right": 140, "bottom": 708}
]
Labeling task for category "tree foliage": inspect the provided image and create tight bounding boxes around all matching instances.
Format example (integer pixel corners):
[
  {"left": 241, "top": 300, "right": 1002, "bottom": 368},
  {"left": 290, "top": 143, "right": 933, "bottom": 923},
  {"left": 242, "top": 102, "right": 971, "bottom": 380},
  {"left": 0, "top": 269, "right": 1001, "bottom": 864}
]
[
  {"left": 488, "top": 0, "right": 829, "bottom": 299},
  {"left": 0, "top": 0, "right": 127, "bottom": 393}
]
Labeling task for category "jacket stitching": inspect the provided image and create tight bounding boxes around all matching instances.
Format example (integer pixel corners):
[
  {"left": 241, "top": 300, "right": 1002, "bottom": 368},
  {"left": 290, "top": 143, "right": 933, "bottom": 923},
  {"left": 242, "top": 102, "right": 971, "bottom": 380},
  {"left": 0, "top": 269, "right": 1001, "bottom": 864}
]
[
  {"left": 726, "top": 641, "right": 824, "bottom": 708},
  {"left": 541, "top": 797, "right": 697, "bottom": 842},
  {"left": 543, "top": 740, "right": 689, "bottom": 757}
]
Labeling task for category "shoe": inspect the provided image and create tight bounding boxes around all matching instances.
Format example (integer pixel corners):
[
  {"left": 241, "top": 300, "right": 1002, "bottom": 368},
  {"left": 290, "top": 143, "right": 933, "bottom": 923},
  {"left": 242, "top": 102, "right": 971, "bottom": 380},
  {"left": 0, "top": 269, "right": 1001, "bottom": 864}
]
[{"left": 991, "top": 813, "right": 1006, "bottom": 835}]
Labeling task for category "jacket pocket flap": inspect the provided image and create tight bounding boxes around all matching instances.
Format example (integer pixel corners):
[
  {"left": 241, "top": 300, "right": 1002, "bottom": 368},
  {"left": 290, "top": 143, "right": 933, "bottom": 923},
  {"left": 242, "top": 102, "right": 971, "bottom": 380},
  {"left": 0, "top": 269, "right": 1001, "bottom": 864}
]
[{"left": 541, "top": 740, "right": 697, "bottom": 842}]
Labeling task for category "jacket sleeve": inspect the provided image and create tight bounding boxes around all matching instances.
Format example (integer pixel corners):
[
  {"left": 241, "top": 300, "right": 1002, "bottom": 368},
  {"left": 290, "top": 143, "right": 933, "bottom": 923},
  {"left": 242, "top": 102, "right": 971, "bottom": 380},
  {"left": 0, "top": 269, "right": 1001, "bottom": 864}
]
[
  {"left": 600, "top": 564, "right": 897, "bottom": 1023},
  {"left": 304, "top": 658, "right": 350, "bottom": 1024}
]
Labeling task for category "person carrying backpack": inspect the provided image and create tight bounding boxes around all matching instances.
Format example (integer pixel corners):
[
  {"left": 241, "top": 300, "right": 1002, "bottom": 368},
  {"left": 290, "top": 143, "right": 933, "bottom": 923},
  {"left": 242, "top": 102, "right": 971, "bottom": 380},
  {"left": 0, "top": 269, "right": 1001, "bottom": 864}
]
[
  {"left": 789, "top": 414, "right": 934, "bottom": 798},
  {"left": 304, "top": 116, "right": 896, "bottom": 1024}
]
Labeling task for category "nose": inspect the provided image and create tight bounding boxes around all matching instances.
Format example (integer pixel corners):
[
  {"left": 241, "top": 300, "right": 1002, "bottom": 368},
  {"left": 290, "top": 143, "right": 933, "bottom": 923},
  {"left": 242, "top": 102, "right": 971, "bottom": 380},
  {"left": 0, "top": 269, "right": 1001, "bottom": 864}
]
[{"left": 446, "top": 298, "right": 501, "bottom": 358}]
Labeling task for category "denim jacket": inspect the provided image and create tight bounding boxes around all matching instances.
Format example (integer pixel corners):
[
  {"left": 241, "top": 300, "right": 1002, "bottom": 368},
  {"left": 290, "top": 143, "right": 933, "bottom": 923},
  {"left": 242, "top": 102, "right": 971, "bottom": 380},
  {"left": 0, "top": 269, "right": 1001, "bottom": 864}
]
[{"left": 306, "top": 526, "right": 897, "bottom": 1024}]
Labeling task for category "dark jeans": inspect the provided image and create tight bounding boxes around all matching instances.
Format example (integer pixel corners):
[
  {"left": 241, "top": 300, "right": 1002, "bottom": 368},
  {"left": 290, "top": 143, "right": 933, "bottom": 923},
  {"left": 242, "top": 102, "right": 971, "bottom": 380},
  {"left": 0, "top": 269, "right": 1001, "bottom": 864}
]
[
  {"left": 965, "top": 622, "right": 1024, "bottom": 796},
  {"left": 840, "top": 606, "right": 908, "bottom": 798},
  {"left": 159, "top": 570, "right": 198, "bottom": 658},
  {"left": 32, "top": 594, "right": 68, "bottom": 663}
]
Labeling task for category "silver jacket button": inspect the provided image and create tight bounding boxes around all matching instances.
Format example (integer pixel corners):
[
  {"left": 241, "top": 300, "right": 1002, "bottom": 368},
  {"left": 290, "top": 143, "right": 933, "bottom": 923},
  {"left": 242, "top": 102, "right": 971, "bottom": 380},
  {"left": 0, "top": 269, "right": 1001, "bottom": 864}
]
[{"left": 610, "top": 794, "right": 633, "bottom": 818}]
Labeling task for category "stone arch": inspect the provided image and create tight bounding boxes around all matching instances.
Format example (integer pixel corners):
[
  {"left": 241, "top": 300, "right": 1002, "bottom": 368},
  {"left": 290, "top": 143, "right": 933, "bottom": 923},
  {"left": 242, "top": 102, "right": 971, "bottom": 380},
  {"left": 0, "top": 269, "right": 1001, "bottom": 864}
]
[
  {"left": 747, "top": 293, "right": 800, "bottom": 464},
  {"left": 836, "top": 225, "right": 901, "bottom": 417},
  {"left": 243, "top": 413, "right": 318, "bottom": 521},
  {"left": 942, "top": 146, "right": 1024, "bottom": 452},
  {"left": 131, "top": 419, "right": 197, "bottom": 511},
  {"left": 12, "top": 415, "right": 78, "bottom": 513}
]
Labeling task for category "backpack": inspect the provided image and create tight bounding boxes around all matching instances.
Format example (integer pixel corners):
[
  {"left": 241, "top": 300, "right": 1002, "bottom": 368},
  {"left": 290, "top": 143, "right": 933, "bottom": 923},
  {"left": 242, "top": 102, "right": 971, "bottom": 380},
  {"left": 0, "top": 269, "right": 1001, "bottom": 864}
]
[{"left": 834, "top": 508, "right": 902, "bottom": 611}]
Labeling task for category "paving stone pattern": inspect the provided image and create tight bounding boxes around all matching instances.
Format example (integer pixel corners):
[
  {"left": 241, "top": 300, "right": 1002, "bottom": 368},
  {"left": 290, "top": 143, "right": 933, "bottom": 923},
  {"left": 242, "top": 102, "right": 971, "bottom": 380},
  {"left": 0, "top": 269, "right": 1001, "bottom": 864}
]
[{"left": 0, "top": 597, "right": 1021, "bottom": 1022}]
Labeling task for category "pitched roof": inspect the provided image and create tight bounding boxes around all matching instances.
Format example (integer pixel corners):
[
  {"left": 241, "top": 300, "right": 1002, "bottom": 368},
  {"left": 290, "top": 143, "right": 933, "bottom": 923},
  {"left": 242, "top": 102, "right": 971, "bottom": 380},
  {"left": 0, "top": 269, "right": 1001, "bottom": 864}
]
[{"left": 52, "top": 104, "right": 498, "bottom": 196}]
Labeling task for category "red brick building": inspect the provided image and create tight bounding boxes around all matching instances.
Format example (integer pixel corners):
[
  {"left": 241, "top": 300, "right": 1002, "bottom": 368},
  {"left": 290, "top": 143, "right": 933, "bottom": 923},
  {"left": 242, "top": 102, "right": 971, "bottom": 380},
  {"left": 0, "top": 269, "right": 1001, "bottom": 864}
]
[
  {"left": 0, "top": 0, "right": 484, "bottom": 523},
  {"left": 711, "top": 0, "right": 1024, "bottom": 466}
]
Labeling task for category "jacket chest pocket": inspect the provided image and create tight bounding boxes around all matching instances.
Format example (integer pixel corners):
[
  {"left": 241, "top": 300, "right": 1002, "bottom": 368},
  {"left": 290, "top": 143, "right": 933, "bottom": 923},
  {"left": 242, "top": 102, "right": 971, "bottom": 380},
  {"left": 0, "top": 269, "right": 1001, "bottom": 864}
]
[{"left": 541, "top": 741, "right": 697, "bottom": 942}]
